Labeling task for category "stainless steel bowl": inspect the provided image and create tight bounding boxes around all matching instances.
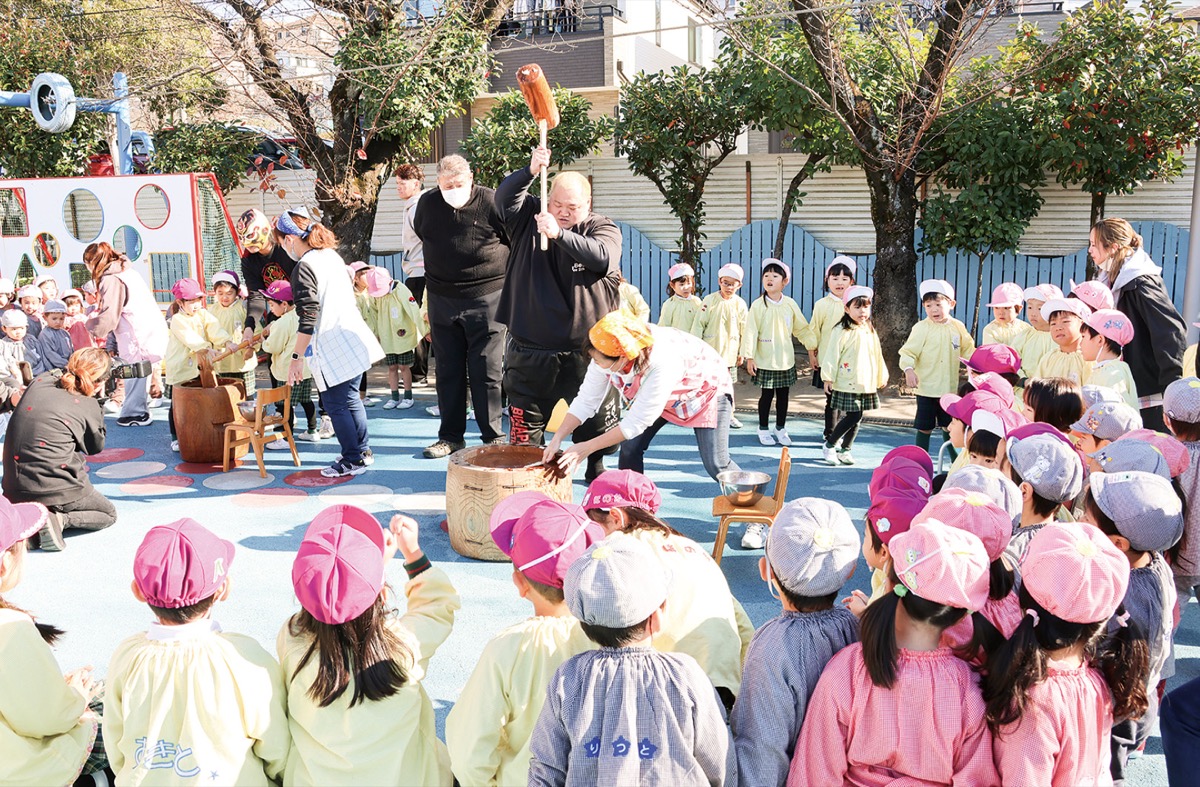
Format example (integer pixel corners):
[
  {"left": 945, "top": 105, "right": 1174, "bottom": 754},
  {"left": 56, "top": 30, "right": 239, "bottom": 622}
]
[{"left": 717, "top": 470, "right": 771, "bottom": 506}]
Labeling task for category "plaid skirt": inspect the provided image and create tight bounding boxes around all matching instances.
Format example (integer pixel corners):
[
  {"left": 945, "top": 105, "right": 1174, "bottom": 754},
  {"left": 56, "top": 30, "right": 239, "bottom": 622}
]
[
  {"left": 831, "top": 389, "right": 880, "bottom": 412},
  {"left": 752, "top": 366, "right": 797, "bottom": 389},
  {"left": 82, "top": 695, "right": 107, "bottom": 776},
  {"left": 385, "top": 351, "right": 415, "bottom": 367},
  {"left": 291, "top": 377, "right": 313, "bottom": 406}
]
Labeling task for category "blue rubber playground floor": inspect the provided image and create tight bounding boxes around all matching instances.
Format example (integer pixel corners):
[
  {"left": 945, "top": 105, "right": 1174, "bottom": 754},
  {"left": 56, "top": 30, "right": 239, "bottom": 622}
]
[{"left": 8, "top": 381, "right": 1195, "bottom": 786}]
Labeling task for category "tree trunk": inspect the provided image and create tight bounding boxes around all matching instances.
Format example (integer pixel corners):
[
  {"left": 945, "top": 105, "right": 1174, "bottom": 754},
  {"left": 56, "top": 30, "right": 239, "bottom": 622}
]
[
  {"left": 864, "top": 167, "right": 920, "bottom": 382},
  {"left": 314, "top": 160, "right": 392, "bottom": 263},
  {"left": 1086, "top": 190, "right": 1107, "bottom": 279},
  {"left": 773, "top": 153, "right": 826, "bottom": 259}
]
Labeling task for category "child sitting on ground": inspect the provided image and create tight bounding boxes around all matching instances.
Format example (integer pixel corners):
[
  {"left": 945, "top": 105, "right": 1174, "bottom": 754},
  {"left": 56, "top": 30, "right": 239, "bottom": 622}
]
[
  {"left": 259, "top": 280, "right": 319, "bottom": 443},
  {"left": 982, "top": 282, "right": 1032, "bottom": 349},
  {"left": 1081, "top": 308, "right": 1138, "bottom": 409},
  {"left": 791, "top": 522, "right": 998, "bottom": 785},
  {"left": 104, "top": 518, "right": 289, "bottom": 785},
  {"left": 0, "top": 497, "right": 110, "bottom": 786},
  {"left": 1081, "top": 471, "right": 1182, "bottom": 783},
  {"left": 36, "top": 300, "right": 72, "bottom": 374},
  {"left": 0, "top": 310, "right": 37, "bottom": 386},
  {"left": 1018, "top": 283, "right": 1063, "bottom": 379},
  {"left": 658, "top": 262, "right": 703, "bottom": 330},
  {"left": 1037, "top": 297, "right": 1093, "bottom": 385},
  {"left": 731, "top": 497, "right": 860, "bottom": 787},
  {"left": 691, "top": 263, "right": 748, "bottom": 428},
  {"left": 821, "top": 285, "right": 887, "bottom": 466},
  {"left": 164, "top": 278, "right": 237, "bottom": 452},
  {"left": 364, "top": 267, "right": 423, "bottom": 411},
  {"left": 208, "top": 271, "right": 258, "bottom": 394},
  {"left": 1069, "top": 400, "right": 1142, "bottom": 457},
  {"left": 898, "top": 278, "right": 975, "bottom": 454},
  {"left": 528, "top": 536, "right": 735, "bottom": 786},
  {"left": 16, "top": 285, "right": 42, "bottom": 339},
  {"left": 1004, "top": 431, "right": 1085, "bottom": 564},
  {"left": 447, "top": 493, "right": 603, "bottom": 787},
  {"left": 282, "top": 506, "right": 459, "bottom": 785}
]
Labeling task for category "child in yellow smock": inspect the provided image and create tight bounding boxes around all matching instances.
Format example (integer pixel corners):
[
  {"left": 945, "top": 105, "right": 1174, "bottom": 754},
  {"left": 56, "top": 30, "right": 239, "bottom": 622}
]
[
  {"left": 365, "top": 267, "right": 423, "bottom": 410},
  {"left": 821, "top": 286, "right": 887, "bottom": 466},
  {"left": 1017, "top": 284, "right": 1063, "bottom": 379},
  {"left": 351, "top": 262, "right": 379, "bottom": 406},
  {"left": 164, "top": 278, "right": 236, "bottom": 453},
  {"left": 208, "top": 270, "right": 258, "bottom": 392},
  {"left": 657, "top": 262, "right": 702, "bottom": 329},
  {"left": 1036, "top": 297, "right": 1092, "bottom": 385},
  {"left": 808, "top": 255, "right": 857, "bottom": 444},
  {"left": 691, "top": 262, "right": 748, "bottom": 427},
  {"left": 617, "top": 273, "right": 650, "bottom": 322},
  {"left": 982, "top": 282, "right": 1032, "bottom": 349},
  {"left": 259, "top": 280, "right": 319, "bottom": 441},
  {"left": 1080, "top": 308, "right": 1138, "bottom": 409}
]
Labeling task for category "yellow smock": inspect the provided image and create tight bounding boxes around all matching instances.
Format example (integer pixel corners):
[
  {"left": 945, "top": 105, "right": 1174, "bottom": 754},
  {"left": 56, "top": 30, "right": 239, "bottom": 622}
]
[
  {"left": 373, "top": 283, "right": 424, "bottom": 355},
  {"left": 1036, "top": 348, "right": 1091, "bottom": 386},
  {"left": 821, "top": 323, "right": 888, "bottom": 394},
  {"left": 1089, "top": 358, "right": 1138, "bottom": 408},
  {"left": 618, "top": 281, "right": 650, "bottom": 322},
  {"left": 658, "top": 294, "right": 703, "bottom": 331},
  {"left": 740, "top": 295, "right": 815, "bottom": 371},
  {"left": 209, "top": 300, "right": 257, "bottom": 375},
  {"left": 982, "top": 318, "right": 1032, "bottom": 350},
  {"left": 260, "top": 309, "right": 311, "bottom": 383},
  {"left": 1017, "top": 329, "right": 1055, "bottom": 380},
  {"left": 897, "top": 317, "right": 975, "bottom": 397},
  {"left": 164, "top": 309, "right": 232, "bottom": 386},
  {"left": 691, "top": 292, "right": 748, "bottom": 367}
]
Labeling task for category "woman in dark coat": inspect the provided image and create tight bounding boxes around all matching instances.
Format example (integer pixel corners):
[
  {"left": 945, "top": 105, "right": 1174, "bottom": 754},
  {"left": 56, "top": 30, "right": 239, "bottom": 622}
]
[
  {"left": 2, "top": 348, "right": 115, "bottom": 550},
  {"left": 1091, "top": 217, "right": 1188, "bottom": 431}
]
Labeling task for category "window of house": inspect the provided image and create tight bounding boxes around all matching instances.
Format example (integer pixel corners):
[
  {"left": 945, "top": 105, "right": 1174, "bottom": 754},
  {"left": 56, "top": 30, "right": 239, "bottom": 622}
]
[{"left": 688, "top": 18, "right": 701, "bottom": 63}]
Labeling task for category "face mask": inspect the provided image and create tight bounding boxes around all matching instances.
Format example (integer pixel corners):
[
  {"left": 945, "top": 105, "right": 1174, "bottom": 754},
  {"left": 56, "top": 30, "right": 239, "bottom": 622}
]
[
  {"left": 442, "top": 186, "right": 471, "bottom": 209},
  {"left": 280, "top": 237, "right": 299, "bottom": 261}
]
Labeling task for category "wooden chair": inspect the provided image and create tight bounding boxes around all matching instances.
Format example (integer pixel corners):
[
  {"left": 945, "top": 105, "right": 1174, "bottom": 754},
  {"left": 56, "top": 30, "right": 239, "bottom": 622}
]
[
  {"left": 711, "top": 447, "right": 791, "bottom": 565},
  {"left": 223, "top": 385, "right": 300, "bottom": 477}
]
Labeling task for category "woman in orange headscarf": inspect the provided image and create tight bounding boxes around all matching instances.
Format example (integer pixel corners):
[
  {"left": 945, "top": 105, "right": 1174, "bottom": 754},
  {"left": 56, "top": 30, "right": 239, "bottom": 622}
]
[{"left": 543, "top": 311, "right": 741, "bottom": 482}]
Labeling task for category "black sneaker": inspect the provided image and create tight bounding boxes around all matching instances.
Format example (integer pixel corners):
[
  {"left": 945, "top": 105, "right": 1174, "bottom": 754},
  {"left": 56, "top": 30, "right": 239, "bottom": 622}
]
[
  {"left": 423, "top": 439, "right": 465, "bottom": 459},
  {"left": 320, "top": 458, "right": 368, "bottom": 478},
  {"left": 116, "top": 413, "right": 152, "bottom": 427},
  {"left": 38, "top": 512, "right": 66, "bottom": 552}
]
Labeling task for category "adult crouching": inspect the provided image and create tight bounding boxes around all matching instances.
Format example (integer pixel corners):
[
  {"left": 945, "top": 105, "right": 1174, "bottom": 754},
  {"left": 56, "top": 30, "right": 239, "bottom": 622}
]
[{"left": 2, "top": 348, "right": 116, "bottom": 550}]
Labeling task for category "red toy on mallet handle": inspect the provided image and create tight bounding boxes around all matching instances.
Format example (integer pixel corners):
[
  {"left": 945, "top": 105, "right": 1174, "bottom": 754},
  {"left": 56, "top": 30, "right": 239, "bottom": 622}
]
[{"left": 516, "top": 63, "right": 560, "bottom": 250}]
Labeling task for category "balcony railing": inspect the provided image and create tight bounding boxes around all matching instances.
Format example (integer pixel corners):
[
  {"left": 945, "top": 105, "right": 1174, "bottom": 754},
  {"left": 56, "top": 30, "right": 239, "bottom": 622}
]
[{"left": 493, "top": 3, "right": 624, "bottom": 39}]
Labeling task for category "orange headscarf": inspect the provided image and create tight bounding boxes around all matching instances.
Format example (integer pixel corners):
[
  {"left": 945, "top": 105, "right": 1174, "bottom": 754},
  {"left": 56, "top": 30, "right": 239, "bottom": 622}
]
[{"left": 589, "top": 311, "right": 655, "bottom": 360}]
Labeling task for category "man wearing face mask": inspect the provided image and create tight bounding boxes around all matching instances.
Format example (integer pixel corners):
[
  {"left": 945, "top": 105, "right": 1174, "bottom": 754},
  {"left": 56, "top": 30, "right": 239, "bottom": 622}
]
[
  {"left": 495, "top": 145, "right": 622, "bottom": 483},
  {"left": 411, "top": 154, "right": 510, "bottom": 458}
]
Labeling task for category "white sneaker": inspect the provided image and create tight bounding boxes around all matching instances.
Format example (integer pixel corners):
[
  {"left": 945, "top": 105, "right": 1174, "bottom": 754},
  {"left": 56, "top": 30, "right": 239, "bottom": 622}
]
[
  {"left": 381, "top": 398, "right": 400, "bottom": 410},
  {"left": 837, "top": 450, "right": 856, "bottom": 465},
  {"left": 147, "top": 397, "right": 165, "bottom": 409},
  {"left": 104, "top": 399, "right": 121, "bottom": 415},
  {"left": 397, "top": 398, "right": 415, "bottom": 410},
  {"left": 729, "top": 415, "right": 743, "bottom": 429},
  {"left": 265, "top": 438, "right": 289, "bottom": 450},
  {"left": 822, "top": 445, "right": 839, "bottom": 465},
  {"left": 757, "top": 429, "right": 775, "bottom": 446},
  {"left": 773, "top": 428, "right": 792, "bottom": 446},
  {"left": 468, "top": 408, "right": 475, "bottom": 421},
  {"left": 741, "top": 523, "right": 767, "bottom": 550},
  {"left": 425, "top": 405, "right": 441, "bottom": 417},
  {"left": 297, "top": 429, "right": 320, "bottom": 442},
  {"left": 170, "top": 439, "right": 179, "bottom": 452},
  {"left": 362, "top": 396, "right": 377, "bottom": 408},
  {"left": 317, "top": 415, "right": 335, "bottom": 439}
]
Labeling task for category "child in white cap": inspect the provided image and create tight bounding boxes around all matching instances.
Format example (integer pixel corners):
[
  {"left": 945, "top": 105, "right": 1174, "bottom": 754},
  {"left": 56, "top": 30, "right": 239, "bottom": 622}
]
[
  {"left": 730, "top": 498, "right": 859, "bottom": 787},
  {"left": 34, "top": 273, "right": 58, "bottom": 303},
  {"left": 616, "top": 270, "right": 650, "bottom": 322},
  {"left": 820, "top": 285, "right": 887, "bottom": 465},
  {"left": 740, "top": 258, "right": 814, "bottom": 448},
  {"left": 447, "top": 493, "right": 603, "bottom": 787},
  {"left": 808, "top": 256, "right": 857, "bottom": 443},
  {"left": 691, "top": 262, "right": 748, "bottom": 428},
  {"left": 15, "top": 284, "right": 42, "bottom": 339},
  {"left": 658, "top": 262, "right": 702, "bottom": 330},
  {"left": 0, "top": 309, "right": 38, "bottom": 386},
  {"left": 528, "top": 536, "right": 734, "bottom": 786},
  {"left": 208, "top": 270, "right": 258, "bottom": 393},
  {"left": 791, "top": 521, "right": 998, "bottom": 785},
  {"left": 1004, "top": 431, "right": 1085, "bottom": 565},
  {"left": 982, "top": 282, "right": 1032, "bottom": 349},
  {"left": 1036, "top": 297, "right": 1093, "bottom": 385},
  {"left": 898, "top": 278, "right": 975, "bottom": 454},
  {"left": 1080, "top": 308, "right": 1138, "bottom": 408},
  {"left": 1017, "top": 283, "right": 1063, "bottom": 378},
  {"left": 35, "top": 299, "right": 72, "bottom": 374},
  {"left": 985, "top": 521, "right": 1147, "bottom": 787},
  {"left": 1081, "top": 470, "right": 1182, "bottom": 782},
  {"left": 1164, "top": 377, "right": 1200, "bottom": 607}
]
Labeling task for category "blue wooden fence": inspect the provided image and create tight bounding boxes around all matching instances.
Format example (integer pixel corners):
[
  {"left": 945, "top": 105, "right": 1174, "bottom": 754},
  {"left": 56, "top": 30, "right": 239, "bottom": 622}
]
[{"left": 370, "top": 219, "right": 1192, "bottom": 343}]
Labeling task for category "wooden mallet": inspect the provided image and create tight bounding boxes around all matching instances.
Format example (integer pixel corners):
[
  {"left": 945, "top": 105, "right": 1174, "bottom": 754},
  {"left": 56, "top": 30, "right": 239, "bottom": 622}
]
[{"left": 516, "top": 63, "right": 560, "bottom": 250}]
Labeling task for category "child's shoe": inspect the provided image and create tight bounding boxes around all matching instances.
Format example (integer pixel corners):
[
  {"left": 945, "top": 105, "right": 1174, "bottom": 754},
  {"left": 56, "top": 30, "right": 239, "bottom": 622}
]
[
  {"left": 265, "top": 438, "right": 289, "bottom": 450},
  {"left": 297, "top": 429, "right": 319, "bottom": 442},
  {"left": 170, "top": 439, "right": 180, "bottom": 452},
  {"left": 397, "top": 398, "right": 415, "bottom": 410},
  {"left": 773, "top": 428, "right": 792, "bottom": 446},
  {"left": 362, "top": 396, "right": 378, "bottom": 407},
  {"left": 822, "top": 444, "right": 839, "bottom": 465},
  {"left": 381, "top": 398, "right": 400, "bottom": 410},
  {"left": 729, "top": 415, "right": 743, "bottom": 429},
  {"left": 757, "top": 429, "right": 775, "bottom": 446},
  {"left": 740, "top": 522, "right": 767, "bottom": 550},
  {"left": 425, "top": 404, "right": 440, "bottom": 417},
  {"left": 317, "top": 415, "right": 335, "bottom": 439},
  {"left": 837, "top": 450, "right": 855, "bottom": 465}
]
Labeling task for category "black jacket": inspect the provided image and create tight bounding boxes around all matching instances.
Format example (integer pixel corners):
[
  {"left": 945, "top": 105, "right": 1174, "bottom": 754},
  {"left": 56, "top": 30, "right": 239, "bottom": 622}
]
[
  {"left": 241, "top": 244, "right": 297, "bottom": 329},
  {"left": 2, "top": 372, "right": 106, "bottom": 506},
  {"left": 1114, "top": 274, "right": 1187, "bottom": 398},
  {"left": 495, "top": 167, "right": 622, "bottom": 351}
]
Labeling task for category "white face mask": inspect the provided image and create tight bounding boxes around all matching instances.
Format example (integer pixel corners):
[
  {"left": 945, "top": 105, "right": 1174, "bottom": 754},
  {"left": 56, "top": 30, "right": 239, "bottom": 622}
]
[{"left": 441, "top": 186, "right": 471, "bottom": 209}]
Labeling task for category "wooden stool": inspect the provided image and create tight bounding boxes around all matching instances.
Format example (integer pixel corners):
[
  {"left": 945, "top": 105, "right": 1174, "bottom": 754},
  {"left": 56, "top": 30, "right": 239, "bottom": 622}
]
[
  {"left": 223, "top": 385, "right": 300, "bottom": 478},
  {"left": 711, "top": 447, "right": 791, "bottom": 564}
]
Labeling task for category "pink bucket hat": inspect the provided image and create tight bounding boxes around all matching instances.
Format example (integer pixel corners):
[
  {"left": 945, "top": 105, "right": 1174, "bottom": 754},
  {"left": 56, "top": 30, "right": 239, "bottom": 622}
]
[
  {"left": 762, "top": 258, "right": 791, "bottom": 280},
  {"left": 135, "top": 519, "right": 236, "bottom": 609},
  {"left": 1020, "top": 521, "right": 1130, "bottom": 623},
  {"left": 918, "top": 489, "right": 1011, "bottom": 561},
  {"left": 262, "top": 280, "right": 293, "bottom": 302},
  {"left": 667, "top": 263, "right": 694, "bottom": 280},
  {"left": 1086, "top": 309, "right": 1134, "bottom": 347},
  {"left": 1070, "top": 279, "right": 1115, "bottom": 311},
  {"left": 986, "top": 283, "right": 1024, "bottom": 308},
  {"left": 867, "top": 490, "right": 929, "bottom": 546},
  {"left": 1117, "top": 429, "right": 1190, "bottom": 478},
  {"left": 940, "top": 390, "right": 1010, "bottom": 424},
  {"left": 0, "top": 498, "right": 48, "bottom": 554},
  {"left": 489, "top": 492, "right": 605, "bottom": 589},
  {"left": 1022, "top": 283, "right": 1064, "bottom": 303},
  {"left": 364, "top": 266, "right": 393, "bottom": 298},
  {"left": 963, "top": 345, "right": 1022, "bottom": 377},
  {"left": 582, "top": 470, "right": 662, "bottom": 513},
  {"left": 890, "top": 521, "right": 990, "bottom": 611},
  {"left": 171, "top": 278, "right": 205, "bottom": 301},
  {"left": 292, "top": 505, "right": 386, "bottom": 625},
  {"left": 869, "top": 446, "right": 934, "bottom": 500}
]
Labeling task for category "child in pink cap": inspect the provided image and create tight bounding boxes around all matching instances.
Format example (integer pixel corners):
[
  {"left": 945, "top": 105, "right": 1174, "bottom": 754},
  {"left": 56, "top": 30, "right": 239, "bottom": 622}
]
[
  {"left": 790, "top": 521, "right": 998, "bottom": 786},
  {"left": 1080, "top": 309, "right": 1138, "bottom": 409},
  {"left": 692, "top": 262, "right": 748, "bottom": 428},
  {"left": 164, "top": 277, "right": 238, "bottom": 452},
  {"left": 982, "top": 281, "right": 1032, "bottom": 350},
  {"left": 658, "top": 262, "right": 702, "bottom": 330},
  {"left": 741, "top": 258, "right": 814, "bottom": 448},
  {"left": 447, "top": 493, "right": 604, "bottom": 787},
  {"left": 105, "top": 518, "right": 289, "bottom": 786},
  {"left": 580, "top": 470, "right": 753, "bottom": 705},
  {"left": 986, "top": 521, "right": 1147, "bottom": 787},
  {"left": 281, "top": 506, "right": 459, "bottom": 786},
  {"left": 0, "top": 498, "right": 109, "bottom": 785},
  {"left": 363, "top": 266, "right": 423, "bottom": 411},
  {"left": 807, "top": 256, "right": 858, "bottom": 443}
]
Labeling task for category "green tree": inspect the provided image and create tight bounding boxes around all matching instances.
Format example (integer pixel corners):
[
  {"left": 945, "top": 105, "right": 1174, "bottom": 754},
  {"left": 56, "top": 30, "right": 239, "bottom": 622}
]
[
  {"left": 152, "top": 124, "right": 260, "bottom": 193},
  {"left": 459, "top": 87, "right": 613, "bottom": 188},
  {"left": 613, "top": 64, "right": 750, "bottom": 278},
  {"left": 190, "top": 0, "right": 515, "bottom": 261},
  {"left": 1005, "top": 0, "right": 1200, "bottom": 273}
]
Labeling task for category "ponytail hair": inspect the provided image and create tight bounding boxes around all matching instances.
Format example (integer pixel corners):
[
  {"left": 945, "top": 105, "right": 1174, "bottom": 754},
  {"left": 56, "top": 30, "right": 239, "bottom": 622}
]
[
  {"left": 287, "top": 213, "right": 339, "bottom": 250},
  {"left": 1097, "top": 603, "right": 1151, "bottom": 721},
  {"left": 1092, "top": 217, "right": 1143, "bottom": 284},
  {"left": 860, "top": 567, "right": 969, "bottom": 688},
  {"left": 611, "top": 506, "right": 682, "bottom": 537},
  {"left": 59, "top": 348, "right": 112, "bottom": 397}
]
